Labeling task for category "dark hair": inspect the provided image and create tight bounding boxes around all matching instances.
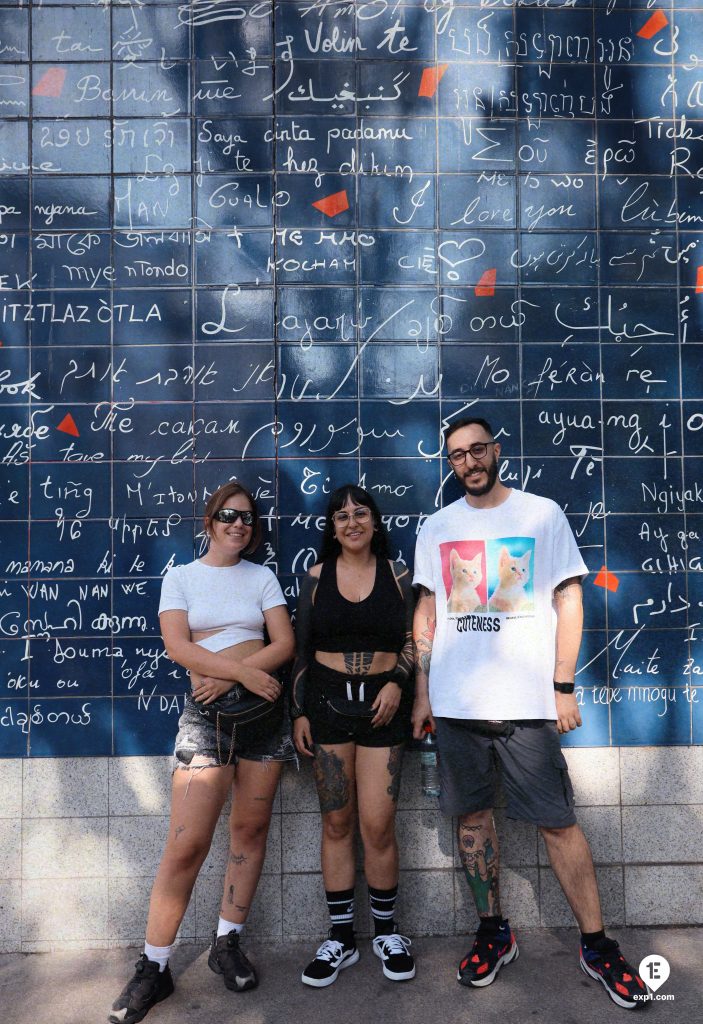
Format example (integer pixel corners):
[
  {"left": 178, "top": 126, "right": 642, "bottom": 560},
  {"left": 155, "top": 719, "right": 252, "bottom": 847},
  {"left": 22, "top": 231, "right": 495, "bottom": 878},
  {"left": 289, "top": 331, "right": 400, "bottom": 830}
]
[
  {"left": 203, "top": 481, "right": 261, "bottom": 555},
  {"left": 444, "top": 417, "right": 495, "bottom": 449},
  {"left": 318, "top": 484, "right": 392, "bottom": 562}
]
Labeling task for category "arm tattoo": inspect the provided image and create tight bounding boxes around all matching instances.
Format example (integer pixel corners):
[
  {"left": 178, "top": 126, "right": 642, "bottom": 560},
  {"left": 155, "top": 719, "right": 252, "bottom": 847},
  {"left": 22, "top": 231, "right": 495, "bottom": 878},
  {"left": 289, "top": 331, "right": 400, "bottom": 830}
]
[
  {"left": 312, "top": 746, "right": 350, "bottom": 814},
  {"left": 386, "top": 745, "right": 404, "bottom": 803},
  {"left": 415, "top": 615, "right": 436, "bottom": 675},
  {"left": 554, "top": 578, "right": 582, "bottom": 603}
]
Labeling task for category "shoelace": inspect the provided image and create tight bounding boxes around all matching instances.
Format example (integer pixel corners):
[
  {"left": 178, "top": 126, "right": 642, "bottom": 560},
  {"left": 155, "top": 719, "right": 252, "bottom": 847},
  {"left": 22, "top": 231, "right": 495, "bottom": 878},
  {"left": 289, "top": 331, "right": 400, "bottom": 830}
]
[
  {"left": 315, "top": 939, "right": 345, "bottom": 962},
  {"left": 375, "top": 933, "right": 412, "bottom": 956}
]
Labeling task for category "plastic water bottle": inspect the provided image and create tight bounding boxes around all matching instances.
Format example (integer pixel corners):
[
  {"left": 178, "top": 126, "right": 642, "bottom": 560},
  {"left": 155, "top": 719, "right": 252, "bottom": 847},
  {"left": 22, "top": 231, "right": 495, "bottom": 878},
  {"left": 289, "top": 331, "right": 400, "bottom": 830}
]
[{"left": 420, "top": 725, "right": 440, "bottom": 798}]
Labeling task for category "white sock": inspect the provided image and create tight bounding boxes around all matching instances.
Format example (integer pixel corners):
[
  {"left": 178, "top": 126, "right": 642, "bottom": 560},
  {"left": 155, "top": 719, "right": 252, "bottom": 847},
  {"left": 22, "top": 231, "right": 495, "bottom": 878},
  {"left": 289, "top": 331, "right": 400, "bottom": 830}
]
[
  {"left": 217, "top": 917, "right": 244, "bottom": 938},
  {"left": 143, "top": 942, "right": 172, "bottom": 972}
]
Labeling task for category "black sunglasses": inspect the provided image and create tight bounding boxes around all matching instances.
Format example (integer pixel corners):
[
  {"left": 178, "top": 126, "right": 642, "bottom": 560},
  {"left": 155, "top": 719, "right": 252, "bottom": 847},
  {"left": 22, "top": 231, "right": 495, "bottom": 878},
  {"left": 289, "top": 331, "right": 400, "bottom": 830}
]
[{"left": 212, "top": 509, "right": 254, "bottom": 526}]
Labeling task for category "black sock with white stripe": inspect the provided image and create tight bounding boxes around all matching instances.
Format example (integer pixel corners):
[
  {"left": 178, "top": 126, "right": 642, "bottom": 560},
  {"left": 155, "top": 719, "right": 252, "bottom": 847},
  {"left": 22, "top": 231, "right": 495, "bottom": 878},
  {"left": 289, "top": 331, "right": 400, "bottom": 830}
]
[
  {"left": 369, "top": 884, "right": 398, "bottom": 937},
  {"left": 326, "top": 888, "right": 355, "bottom": 948}
]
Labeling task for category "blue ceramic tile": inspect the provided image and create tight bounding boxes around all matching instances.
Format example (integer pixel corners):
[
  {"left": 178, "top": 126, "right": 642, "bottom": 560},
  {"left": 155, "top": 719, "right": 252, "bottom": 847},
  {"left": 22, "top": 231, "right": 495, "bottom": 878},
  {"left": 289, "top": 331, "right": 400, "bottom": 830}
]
[
  {"left": 272, "top": 230, "right": 356, "bottom": 285},
  {"left": 440, "top": 287, "right": 519, "bottom": 344},
  {"left": 561, "top": 691, "right": 611, "bottom": 747},
  {"left": 0, "top": 9, "right": 28, "bottom": 61},
  {"left": 519, "top": 286, "right": 599, "bottom": 344},
  {"left": 32, "top": 230, "right": 111, "bottom": 290},
  {"left": 0, "top": 233, "right": 28, "bottom": 290},
  {"left": 194, "top": 3, "right": 272, "bottom": 58},
  {"left": 32, "top": 176, "right": 111, "bottom": 230},
  {"left": 0, "top": 179, "right": 28, "bottom": 233},
  {"left": 194, "top": 59, "right": 272, "bottom": 116},
  {"left": 603, "top": 456, "right": 683, "bottom": 514},
  {"left": 114, "top": 639, "right": 189, "bottom": 700},
  {"left": 683, "top": 411, "right": 703, "bottom": 456},
  {"left": 32, "top": 119, "right": 111, "bottom": 175},
  {"left": 0, "top": 466, "right": 28, "bottom": 520},
  {"left": 357, "top": 5, "right": 436, "bottom": 61},
  {"left": 276, "top": 400, "right": 359, "bottom": 458},
  {"left": 28, "top": 697, "right": 112, "bottom": 756},
  {"left": 440, "top": 230, "right": 516, "bottom": 287},
  {"left": 438, "top": 118, "right": 516, "bottom": 173},
  {"left": 191, "top": 401, "right": 277, "bottom": 459},
  {"left": 113, "top": 576, "right": 162, "bottom": 636},
  {"left": 0, "top": 640, "right": 31, "bottom": 701},
  {"left": 276, "top": 173, "right": 354, "bottom": 229},
  {"left": 0, "top": 342, "right": 30, "bottom": 402},
  {"left": 113, "top": 694, "right": 184, "bottom": 756},
  {"left": 443, "top": 344, "right": 519, "bottom": 401},
  {"left": 113, "top": 62, "right": 190, "bottom": 117},
  {"left": 196, "top": 175, "right": 273, "bottom": 227},
  {"left": 277, "top": 287, "right": 357, "bottom": 343},
  {"left": 195, "top": 230, "right": 273, "bottom": 285},
  {"left": 361, "top": 343, "right": 439, "bottom": 400},
  {"left": 31, "top": 8, "right": 109, "bottom": 62},
  {"left": 595, "top": 9, "right": 673, "bottom": 64},
  {"left": 113, "top": 233, "right": 192, "bottom": 288},
  {"left": 520, "top": 174, "right": 596, "bottom": 232},
  {"left": 611, "top": 687, "right": 691, "bottom": 745},
  {"left": 278, "top": 343, "right": 357, "bottom": 401},
  {"left": 518, "top": 120, "right": 595, "bottom": 174},
  {"left": 604, "top": 515, "right": 688, "bottom": 573},
  {"left": 437, "top": 8, "right": 513, "bottom": 62},
  {"left": 595, "top": 65, "right": 674, "bottom": 120},
  {"left": 112, "top": 517, "right": 195, "bottom": 579},
  {"left": 112, "top": 461, "right": 196, "bottom": 519},
  {"left": 31, "top": 63, "right": 108, "bottom": 118},
  {"left": 114, "top": 175, "right": 191, "bottom": 230},
  {"left": 30, "top": 462, "right": 110, "bottom": 520},
  {"left": 360, "top": 457, "right": 441, "bottom": 516},
  {"left": 0, "top": 701, "right": 29, "bottom": 758},
  {"left": 0, "top": 63, "right": 28, "bottom": 116},
  {"left": 278, "top": 457, "right": 359, "bottom": 515},
  {"left": 112, "top": 290, "right": 192, "bottom": 345},
  {"left": 440, "top": 62, "right": 517, "bottom": 119},
  {"left": 519, "top": 232, "right": 598, "bottom": 286},
  {"left": 31, "top": 347, "right": 112, "bottom": 405},
  {"left": 359, "top": 400, "right": 439, "bottom": 458},
  {"left": 112, "top": 119, "right": 191, "bottom": 175},
  {"left": 196, "top": 287, "right": 274, "bottom": 341},
  {"left": 25, "top": 520, "right": 112, "bottom": 580},
  {"left": 194, "top": 343, "right": 275, "bottom": 402},
  {"left": 112, "top": 6, "right": 190, "bottom": 61},
  {"left": 197, "top": 117, "right": 273, "bottom": 173},
  {"left": 30, "top": 635, "right": 114, "bottom": 699},
  {"left": 602, "top": 400, "right": 681, "bottom": 456},
  {"left": 522, "top": 344, "right": 601, "bottom": 401},
  {"left": 518, "top": 64, "right": 594, "bottom": 119},
  {"left": 440, "top": 173, "right": 514, "bottom": 231},
  {"left": 601, "top": 344, "right": 680, "bottom": 401}
]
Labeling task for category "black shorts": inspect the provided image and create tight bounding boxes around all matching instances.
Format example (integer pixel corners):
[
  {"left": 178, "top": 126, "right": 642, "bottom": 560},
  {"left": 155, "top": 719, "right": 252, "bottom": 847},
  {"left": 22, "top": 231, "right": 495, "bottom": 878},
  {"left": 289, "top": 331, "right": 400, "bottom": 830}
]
[
  {"left": 306, "top": 663, "right": 410, "bottom": 748},
  {"left": 434, "top": 717, "right": 577, "bottom": 829}
]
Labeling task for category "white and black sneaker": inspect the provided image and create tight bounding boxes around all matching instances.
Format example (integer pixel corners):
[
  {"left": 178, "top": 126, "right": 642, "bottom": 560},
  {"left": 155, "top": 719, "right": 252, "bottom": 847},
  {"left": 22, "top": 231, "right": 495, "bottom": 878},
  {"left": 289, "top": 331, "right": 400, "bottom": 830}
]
[
  {"left": 301, "top": 932, "right": 359, "bottom": 988},
  {"left": 108, "top": 955, "right": 174, "bottom": 1024},
  {"left": 372, "top": 931, "right": 416, "bottom": 981}
]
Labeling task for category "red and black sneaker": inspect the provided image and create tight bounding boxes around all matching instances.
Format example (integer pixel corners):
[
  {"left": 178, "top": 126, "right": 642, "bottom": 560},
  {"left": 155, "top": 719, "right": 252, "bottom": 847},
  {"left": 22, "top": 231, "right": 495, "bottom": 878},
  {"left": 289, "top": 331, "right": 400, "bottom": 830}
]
[
  {"left": 580, "top": 937, "right": 650, "bottom": 1009},
  {"left": 457, "top": 920, "right": 519, "bottom": 987}
]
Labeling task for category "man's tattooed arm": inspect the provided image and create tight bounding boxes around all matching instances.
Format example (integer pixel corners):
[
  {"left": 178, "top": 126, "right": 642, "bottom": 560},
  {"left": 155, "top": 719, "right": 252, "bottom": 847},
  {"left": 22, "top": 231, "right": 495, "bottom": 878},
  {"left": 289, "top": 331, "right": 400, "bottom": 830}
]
[{"left": 553, "top": 576, "right": 583, "bottom": 681}]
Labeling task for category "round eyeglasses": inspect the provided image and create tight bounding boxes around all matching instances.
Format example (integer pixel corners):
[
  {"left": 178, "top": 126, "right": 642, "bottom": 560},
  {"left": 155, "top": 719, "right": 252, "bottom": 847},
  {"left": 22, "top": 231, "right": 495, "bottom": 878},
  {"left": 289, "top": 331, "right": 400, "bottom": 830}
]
[
  {"left": 447, "top": 441, "right": 496, "bottom": 466},
  {"left": 332, "top": 508, "right": 371, "bottom": 526}
]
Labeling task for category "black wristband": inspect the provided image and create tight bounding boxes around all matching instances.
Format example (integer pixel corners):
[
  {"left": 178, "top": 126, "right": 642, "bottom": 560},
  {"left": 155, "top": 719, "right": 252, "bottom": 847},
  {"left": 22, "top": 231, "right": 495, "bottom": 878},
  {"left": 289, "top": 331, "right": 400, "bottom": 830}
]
[
  {"left": 554, "top": 682, "right": 575, "bottom": 694},
  {"left": 290, "top": 705, "right": 306, "bottom": 720}
]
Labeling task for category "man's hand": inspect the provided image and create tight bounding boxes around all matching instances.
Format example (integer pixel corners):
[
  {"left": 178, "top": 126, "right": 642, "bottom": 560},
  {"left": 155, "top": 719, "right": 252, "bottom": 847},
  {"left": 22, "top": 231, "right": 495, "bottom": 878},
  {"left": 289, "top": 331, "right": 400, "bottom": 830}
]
[
  {"left": 555, "top": 691, "right": 582, "bottom": 734},
  {"left": 412, "top": 694, "right": 435, "bottom": 740}
]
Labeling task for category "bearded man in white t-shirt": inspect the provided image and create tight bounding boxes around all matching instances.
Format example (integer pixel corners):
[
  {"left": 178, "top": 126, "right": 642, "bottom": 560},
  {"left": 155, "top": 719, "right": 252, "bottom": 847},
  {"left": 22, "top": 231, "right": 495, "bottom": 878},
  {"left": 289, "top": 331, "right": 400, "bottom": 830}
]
[{"left": 411, "top": 417, "right": 648, "bottom": 1011}]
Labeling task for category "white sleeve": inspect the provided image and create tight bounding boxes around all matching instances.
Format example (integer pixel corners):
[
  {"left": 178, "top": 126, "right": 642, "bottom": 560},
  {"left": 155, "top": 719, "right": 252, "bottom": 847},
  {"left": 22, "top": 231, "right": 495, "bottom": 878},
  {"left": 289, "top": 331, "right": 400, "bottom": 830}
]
[
  {"left": 158, "top": 566, "right": 188, "bottom": 613},
  {"left": 551, "top": 507, "right": 589, "bottom": 590},
  {"left": 261, "top": 568, "right": 287, "bottom": 611},
  {"left": 412, "top": 522, "right": 436, "bottom": 592}
]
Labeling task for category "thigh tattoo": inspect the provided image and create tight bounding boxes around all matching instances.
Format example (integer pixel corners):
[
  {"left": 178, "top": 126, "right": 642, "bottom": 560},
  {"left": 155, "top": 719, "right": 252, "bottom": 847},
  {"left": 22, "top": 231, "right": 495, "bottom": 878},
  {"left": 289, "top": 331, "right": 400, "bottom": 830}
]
[
  {"left": 386, "top": 745, "right": 404, "bottom": 803},
  {"left": 312, "top": 747, "right": 350, "bottom": 814}
]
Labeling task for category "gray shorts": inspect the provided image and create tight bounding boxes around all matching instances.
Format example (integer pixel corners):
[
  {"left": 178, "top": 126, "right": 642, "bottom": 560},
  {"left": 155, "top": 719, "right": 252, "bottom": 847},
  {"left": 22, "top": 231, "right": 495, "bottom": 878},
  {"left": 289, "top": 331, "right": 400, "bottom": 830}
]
[
  {"left": 173, "top": 695, "right": 297, "bottom": 771},
  {"left": 434, "top": 718, "right": 577, "bottom": 829}
]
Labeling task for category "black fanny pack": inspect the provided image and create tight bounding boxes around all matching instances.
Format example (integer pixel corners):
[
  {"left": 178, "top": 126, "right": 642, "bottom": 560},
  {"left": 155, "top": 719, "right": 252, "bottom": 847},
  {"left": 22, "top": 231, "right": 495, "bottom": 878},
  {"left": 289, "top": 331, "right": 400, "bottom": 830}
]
[
  {"left": 321, "top": 676, "right": 388, "bottom": 721},
  {"left": 197, "top": 685, "right": 283, "bottom": 765},
  {"left": 464, "top": 719, "right": 548, "bottom": 738}
]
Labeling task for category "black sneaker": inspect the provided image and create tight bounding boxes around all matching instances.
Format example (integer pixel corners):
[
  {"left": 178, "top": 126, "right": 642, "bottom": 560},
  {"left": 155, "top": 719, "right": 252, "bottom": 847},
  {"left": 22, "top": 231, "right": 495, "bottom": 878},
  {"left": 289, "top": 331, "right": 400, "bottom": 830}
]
[
  {"left": 580, "top": 937, "right": 650, "bottom": 1009},
  {"left": 372, "top": 931, "right": 416, "bottom": 981},
  {"left": 301, "top": 933, "right": 360, "bottom": 988},
  {"left": 457, "top": 920, "right": 519, "bottom": 987},
  {"left": 208, "top": 930, "right": 258, "bottom": 991},
  {"left": 108, "top": 955, "right": 174, "bottom": 1024}
]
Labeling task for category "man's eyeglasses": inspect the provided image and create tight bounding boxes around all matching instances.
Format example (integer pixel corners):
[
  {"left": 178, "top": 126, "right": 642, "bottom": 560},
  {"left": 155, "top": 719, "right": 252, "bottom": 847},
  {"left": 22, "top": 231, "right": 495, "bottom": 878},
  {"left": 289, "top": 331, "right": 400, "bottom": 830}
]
[
  {"left": 212, "top": 509, "right": 254, "bottom": 526},
  {"left": 332, "top": 508, "right": 371, "bottom": 526},
  {"left": 447, "top": 441, "right": 497, "bottom": 466}
]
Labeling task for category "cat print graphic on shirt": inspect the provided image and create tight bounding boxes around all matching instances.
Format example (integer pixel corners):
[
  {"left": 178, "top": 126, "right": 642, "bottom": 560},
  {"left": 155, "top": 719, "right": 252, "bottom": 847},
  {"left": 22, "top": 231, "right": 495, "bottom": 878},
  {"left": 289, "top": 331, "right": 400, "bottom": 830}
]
[
  {"left": 447, "top": 548, "right": 486, "bottom": 614},
  {"left": 488, "top": 546, "right": 533, "bottom": 613}
]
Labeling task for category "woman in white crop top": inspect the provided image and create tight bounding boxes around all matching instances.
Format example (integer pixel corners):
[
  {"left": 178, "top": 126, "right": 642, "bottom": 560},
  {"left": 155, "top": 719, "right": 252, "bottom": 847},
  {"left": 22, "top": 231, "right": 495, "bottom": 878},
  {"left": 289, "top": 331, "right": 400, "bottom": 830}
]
[{"left": 109, "top": 482, "right": 295, "bottom": 1024}]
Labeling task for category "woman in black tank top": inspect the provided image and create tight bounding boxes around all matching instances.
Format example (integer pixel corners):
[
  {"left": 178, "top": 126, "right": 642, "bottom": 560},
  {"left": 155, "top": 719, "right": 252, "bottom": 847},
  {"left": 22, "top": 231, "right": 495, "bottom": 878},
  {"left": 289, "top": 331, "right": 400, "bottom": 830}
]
[{"left": 291, "top": 485, "right": 416, "bottom": 988}]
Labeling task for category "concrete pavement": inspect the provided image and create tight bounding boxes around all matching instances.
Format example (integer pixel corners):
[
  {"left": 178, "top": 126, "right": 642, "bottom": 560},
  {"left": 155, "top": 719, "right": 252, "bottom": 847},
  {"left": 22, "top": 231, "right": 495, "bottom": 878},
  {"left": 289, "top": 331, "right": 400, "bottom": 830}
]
[{"left": 2, "top": 928, "right": 698, "bottom": 1024}]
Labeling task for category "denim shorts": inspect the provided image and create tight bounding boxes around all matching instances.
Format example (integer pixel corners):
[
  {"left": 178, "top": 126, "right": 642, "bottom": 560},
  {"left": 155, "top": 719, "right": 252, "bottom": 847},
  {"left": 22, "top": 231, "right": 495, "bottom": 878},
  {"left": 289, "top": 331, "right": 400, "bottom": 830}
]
[
  {"left": 434, "top": 718, "right": 576, "bottom": 828},
  {"left": 306, "top": 663, "right": 410, "bottom": 748},
  {"left": 173, "top": 694, "right": 297, "bottom": 770}
]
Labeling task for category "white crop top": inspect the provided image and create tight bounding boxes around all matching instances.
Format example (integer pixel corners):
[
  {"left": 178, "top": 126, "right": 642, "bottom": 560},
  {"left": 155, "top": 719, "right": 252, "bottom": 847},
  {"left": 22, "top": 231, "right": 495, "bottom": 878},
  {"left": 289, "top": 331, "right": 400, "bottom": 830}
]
[{"left": 158, "top": 559, "right": 287, "bottom": 652}]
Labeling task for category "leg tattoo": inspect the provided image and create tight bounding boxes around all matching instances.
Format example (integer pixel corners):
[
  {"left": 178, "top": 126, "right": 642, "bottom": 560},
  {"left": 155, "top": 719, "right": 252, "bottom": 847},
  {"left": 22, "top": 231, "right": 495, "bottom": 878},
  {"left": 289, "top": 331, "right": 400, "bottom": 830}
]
[
  {"left": 459, "top": 827, "right": 500, "bottom": 917},
  {"left": 312, "top": 747, "right": 350, "bottom": 814},
  {"left": 386, "top": 745, "right": 404, "bottom": 803}
]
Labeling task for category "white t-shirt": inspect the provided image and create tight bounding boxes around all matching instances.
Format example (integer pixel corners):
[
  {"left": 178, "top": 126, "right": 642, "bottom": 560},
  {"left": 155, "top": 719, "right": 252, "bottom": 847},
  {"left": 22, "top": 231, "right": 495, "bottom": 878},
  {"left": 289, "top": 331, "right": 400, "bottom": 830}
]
[
  {"left": 413, "top": 489, "right": 588, "bottom": 720},
  {"left": 159, "top": 559, "right": 286, "bottom": 652}
]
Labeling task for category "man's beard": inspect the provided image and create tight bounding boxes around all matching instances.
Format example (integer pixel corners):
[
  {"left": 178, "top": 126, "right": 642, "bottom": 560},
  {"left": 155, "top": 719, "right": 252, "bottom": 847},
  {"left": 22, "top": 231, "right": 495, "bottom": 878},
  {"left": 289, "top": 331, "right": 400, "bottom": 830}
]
[{"left": 461, "top": 456, "right": 499, "bottom": 497}]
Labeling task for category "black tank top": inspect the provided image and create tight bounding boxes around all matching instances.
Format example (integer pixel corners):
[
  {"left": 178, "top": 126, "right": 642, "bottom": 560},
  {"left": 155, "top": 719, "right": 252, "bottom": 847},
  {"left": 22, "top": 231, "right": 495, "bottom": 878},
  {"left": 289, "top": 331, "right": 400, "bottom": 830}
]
[{"left": 310, "top": 557, "right": 405, "bottom": 654}]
